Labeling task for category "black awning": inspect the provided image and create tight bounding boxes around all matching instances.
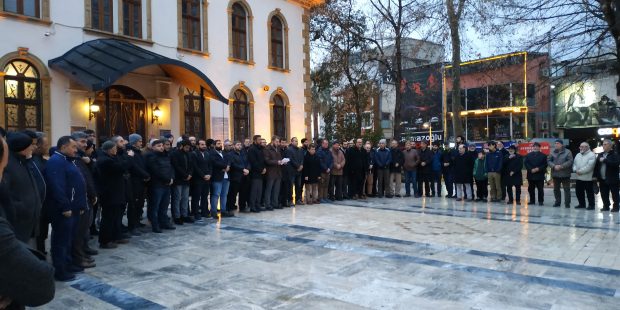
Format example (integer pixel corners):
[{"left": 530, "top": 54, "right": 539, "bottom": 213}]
[{"left": 48, "top": 39, "right": 228, "bottom": 103}]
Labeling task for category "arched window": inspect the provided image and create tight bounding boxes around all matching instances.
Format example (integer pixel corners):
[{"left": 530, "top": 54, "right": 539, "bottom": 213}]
[
  {"left": 183, "top": 88, "right": 205, "bottom": 138},
  {"left": 92, "top": 0, "right": 113, "bottom": 32},
  {"left": 272, "top": 94, "right": 286, "bottom": 139},
  {"left": 231, "top": 3, "right": 247, "bottom": 61},
  {"left": 270, "top": 16, "right": 284, "bottom": 68},
  {"left": 3, "top": 60, "right": 42, "bottom": 131},
  {"left": 232, "top": 89, "right": 250, "bottom": 141}
]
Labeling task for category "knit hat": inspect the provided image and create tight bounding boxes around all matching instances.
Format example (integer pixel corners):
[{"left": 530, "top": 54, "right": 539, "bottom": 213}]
[
  {"left": 555, "top": 139, "right": 563, "bottom": 145},
  {"left": 533, "top": 142, "right": 541, "bottom": 147},
  {"left": 508, "top": 145, "right": 517, "bottom": 150},
  {"left": 7, "top": 132, "right": 33, "bottom": 152},
  {"left": 163, "top": 133, "right": 174, "bottom": 139},
  {"left": 101, "top": 140, "right": 116, "bottom": 152},
  {"left": 128, "top": 133, "right": 142, "bottom": 145}
]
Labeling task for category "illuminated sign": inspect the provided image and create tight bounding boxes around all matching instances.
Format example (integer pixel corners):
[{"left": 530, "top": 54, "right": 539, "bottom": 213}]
[{"left": 597, "top": 127, "right": 620, "bottom": 137}]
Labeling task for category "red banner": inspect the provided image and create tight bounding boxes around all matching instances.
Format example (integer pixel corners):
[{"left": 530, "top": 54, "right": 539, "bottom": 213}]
[{"left": 518, "top": 142, "right": 551, "bottom": 156}]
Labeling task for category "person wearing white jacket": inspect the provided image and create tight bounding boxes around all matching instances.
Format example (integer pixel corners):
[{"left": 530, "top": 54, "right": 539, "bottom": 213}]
[{"left": 572, "top": 142, "right": 596, "bottom": 209}]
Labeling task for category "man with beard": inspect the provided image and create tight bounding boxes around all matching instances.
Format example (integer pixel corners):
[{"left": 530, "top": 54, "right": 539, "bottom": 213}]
[
  {"left": 594, "top": 139, "right": 620, "bottom": 212},
  {"left": 127, "top": 134, "right": 150, "bottom": 235},
  {"left": 227, "top": 141, "right": 250, "bottom": 213},
  {"left": 264, "top": 136, "right": 285, "bottom": 210},
  {"left": 190, "top": 139, "right": 212, "bottom": 220},
  {"left": 170, "top": 139, "right": 194, "bottom": 224},
  {"left": 146, "top": 140, "right": 175, "bottom": 233},
  {"left": 247, "top": 135, "right": 266, "bottom": 213},
  {"left": 346, "top": 138, "right": 368, "bottom": 200},
  {"left": 287, "top": 137, "right": 305, "bottom": 205},
  {"left": 402, "top": 141, "right": 420, "bottom": 197},
  {"left": 389, "top": 140, "right": 404, "bottom": 198},
  {"left": 209, "top": 140, "right": 232, "bottom": 218}
]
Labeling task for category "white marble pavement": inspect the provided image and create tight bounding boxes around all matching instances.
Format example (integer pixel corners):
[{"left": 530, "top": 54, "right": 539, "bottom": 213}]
[{"left": 41, "top": 189, "right": 620, "bottom": 309}]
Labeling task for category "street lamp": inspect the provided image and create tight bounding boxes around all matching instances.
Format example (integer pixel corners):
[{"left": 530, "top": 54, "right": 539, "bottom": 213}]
[
  {"left": 88, "top": 97, "right": 100, "bottom": 121},
  {"left": 422, "top": 117, "right": 439, "bottom": 144}
]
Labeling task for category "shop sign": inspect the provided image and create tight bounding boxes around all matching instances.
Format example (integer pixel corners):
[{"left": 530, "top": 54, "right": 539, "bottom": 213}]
[
  {"left": 518, "top": 142, "right": 551, "bottom": 156},
  {"left": 597, "top": 127, "right": 620, "bottom": 137}
]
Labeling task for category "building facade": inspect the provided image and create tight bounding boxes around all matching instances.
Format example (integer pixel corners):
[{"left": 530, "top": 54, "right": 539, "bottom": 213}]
[
  {"left": 445, "top": 52, "right": 551, "bottom": 142},
  {"left": 0, "top": 0, "right": 323, "bottom": 143}
]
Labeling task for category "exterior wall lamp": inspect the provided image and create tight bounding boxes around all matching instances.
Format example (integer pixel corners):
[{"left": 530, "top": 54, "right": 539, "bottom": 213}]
[
  {"left": 151, "top": 103, "right": 162, "bottom": 124},
  {"left": 88, "top": 97, "right": 100, "bottom": 121}
]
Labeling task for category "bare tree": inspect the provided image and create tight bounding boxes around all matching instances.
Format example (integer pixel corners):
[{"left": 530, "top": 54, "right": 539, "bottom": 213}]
[{"left": 495, "top": 1, "right": 619, "bottom": 94}]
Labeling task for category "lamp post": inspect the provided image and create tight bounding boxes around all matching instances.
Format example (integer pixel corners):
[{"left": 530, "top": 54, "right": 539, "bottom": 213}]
[
  {"left": 88, "top": 97, "right": 100, "bottom": 121},
  {"left": 422, "top": 117, "right": 439, "bottom": 144}
]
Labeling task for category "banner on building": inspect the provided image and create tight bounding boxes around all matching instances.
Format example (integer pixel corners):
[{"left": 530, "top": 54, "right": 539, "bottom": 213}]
[
  {"left": 399, "top": 63, "right": 444, "bottom": 140},
  {"left": 518, "top": 141, "right": 551, "bottom": 156},
  {"left": 554, "top": 75, "right": 619, "bottom": 128}
]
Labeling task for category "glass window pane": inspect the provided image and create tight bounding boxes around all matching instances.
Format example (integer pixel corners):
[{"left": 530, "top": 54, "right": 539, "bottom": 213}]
[
  {"left": 24, "top": 82, "right": 37, "bottom": 100},
  {"left": 3, "top": 0, "right": 17, "bottom": 13},
  {"left": 466, "top": 88, "right": 486, "bottom": 110},
  {"left": 23, "top": 0, "right": 37, "bottom": 17},
  {"left": 488, "top": 84, "right": 510, "bottom": 108},
  {"left": 25, "top": 105, "right": 38, "bottom": 127},
  {"left": 4, "top": 79, "right": 18, "bottom": 98}
]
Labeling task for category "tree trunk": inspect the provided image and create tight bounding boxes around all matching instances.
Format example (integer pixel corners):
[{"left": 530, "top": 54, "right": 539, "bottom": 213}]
[
  {"left": 393, "top": 23, "right": 403, "bottom": 141},
  {"left": 447, "top": 0, "right": 465, "bottom": 138}
]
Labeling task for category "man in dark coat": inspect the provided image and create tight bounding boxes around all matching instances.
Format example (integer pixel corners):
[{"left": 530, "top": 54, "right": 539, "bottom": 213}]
[
  {"left": 317, "top": 139, "right": 333, "bottom": 202},
  {"left": 190, "top": 139, "right": 212, "bottom": 220},
  {"left": 3, "top": 132, "right": 41, "bottom": 243},
  {"left": 127, "top": 133, "right": 150, "bottom": 234},
  {"left": 524, "top": 142, "right": 547, "bottom": 205},
  {"left": 45, "top": 136, "right": 87, "bottom": 281},
  {"left": 287, "top": 137, "right": 305, "bottom": 205},
  {"left": 373, "top": 139, "right": 392, "bottom": 198},
  {"left": 594, "top": 139, "right": 620, "bottom": 212},
  {"left": 96, "top": 141, "right": 132, "bottom": 249},
  {"left": 263, "top": 136, "right": 285, "bottom": 210},
  {"left": 209, "top": 140, "right": 231, "bottom": 218},
  {"left": 504, "top": 145, "right": 523, "bottom": 204},
  {"left": 417, "top": 141, "right": 433, "bottom": 197},
  {"left": 247, "top": 135, "right": 266, "bottom": 213},
  {"left": 145, "top": 140, "right": 175, "bottom": 233},
  {"left": 226, "top": 141, "right": 250, "bottom": 213},
  {"left": 170, "top": 139, "right": 194, "bottom": 224},
  {"left": 453, "top": 144, "right": 475, "bottom": 201},
  {"left": 389, "top": 140, "right": 404, "bottom": 197},
  {"left": 70, "top": 132, "right": 98, "bottom": 269},
  {"left": 346, "top": 139, "right": 368, "bottom": 199},
  {"left": 279, "top": 140, "right": 293, "bottom": 207},
  {"left": 0, "top": 131, "right": 55, "bottom": 308}
]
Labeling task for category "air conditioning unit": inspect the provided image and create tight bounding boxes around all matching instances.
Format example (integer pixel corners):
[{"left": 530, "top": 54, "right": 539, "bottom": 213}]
[
  {"left": 540, "top": 68, "right": 550, "bottom": 77},
  {"left": 541, "top": 121, "right": 549, "bottom": 130},
  {"left": 542, "top": 132, "right": 549, "bottom": 138}
]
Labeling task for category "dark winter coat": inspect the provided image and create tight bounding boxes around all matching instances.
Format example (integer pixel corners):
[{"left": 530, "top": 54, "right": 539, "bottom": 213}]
[
  {"left": 127, "top": 145, "right": 150, "bottom": 181},
  {"left": 3, "top": 152, "right": 42, "bottom": 242},
  {"left": 191, "top": 149, "right": 212, "bottom": 181},
  {"left": 418, "top": 148, "right": 433, "bottom": 174},
  {"left": 485, "top": 150, "right": 503, "bottom": 173},
  {"left": 0, "top": 216, "right": 55, "bottom": 309},
  {"left": 286, "top": 145, "right": 304, "bottom": 176},
  {"left": 44, "top": 152, "right": 87, "bottom": 214},
  {"left": 227, "top": 150, "right": 250, "bottom": 182},
  {"left": 346, "top": 146, "right": 368, "bottom": 177},
  {"left": 594, "top": 151, "right": 620, "bottom": 185},
  {"left": 209, "top": 149, "right": 229, "bottom": 182},
  {"left": 504, "top": 153, "right": 523, "bottom": 186},
  {"left": 317, "top": 147, "right": 334, "bottom": 173},
  {"left": 247, "top": 144, "right": 266, "bottom": 179},
  {"left": 302, "top": 153, "right": 321, "bottom": 184},
  {"left": 146, "top": 151, "right": 174, "bottom": 187},
  {"left": 452, "top": 151, "right": 475, "bottom": 184},
  {"left": 263, "top": 144, "right": 283, "bottom": 179},
  {"left": 170, "top": 149, "right": 194, "bottom": 185},
  {"left": 389, "top": 147, "right": 404, "bottom": 173},
  {"left": 96, "top": 152, "right": 132, "bottom": 205},
  {"left": 473, "top": 158, "right": 487, "bottom": 181},
  {"left": 524, "top": 151, "right": 547, "bottom": 181},
  {"left": 373, "top": 147, "right": 392, "bottom": 169}
]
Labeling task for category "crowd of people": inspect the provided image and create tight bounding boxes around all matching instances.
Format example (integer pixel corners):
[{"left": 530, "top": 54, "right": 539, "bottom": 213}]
[{"left": 2, "top": 126, "right": 620, "bottom": 308}]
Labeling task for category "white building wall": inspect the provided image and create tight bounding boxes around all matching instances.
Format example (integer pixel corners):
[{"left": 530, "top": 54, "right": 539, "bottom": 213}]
[{"left": 0, "top": 0, "right": 308, "bottom": 142}]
